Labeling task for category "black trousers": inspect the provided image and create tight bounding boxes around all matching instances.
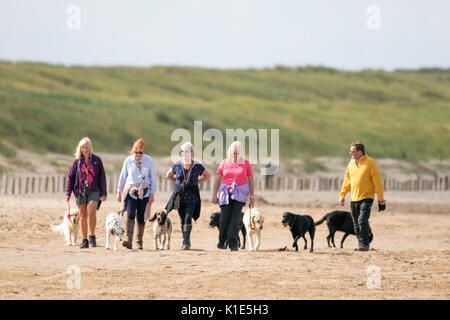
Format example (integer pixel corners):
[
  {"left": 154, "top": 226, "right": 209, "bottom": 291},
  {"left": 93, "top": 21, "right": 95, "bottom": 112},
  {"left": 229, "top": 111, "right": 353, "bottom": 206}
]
[
  {"left": 219, "top": 199, "right": 245, "bottom": 249},
  {"left": 126, "top": 195, "right": 148, "bottom": 225},
  {"left": 178, "top": 202, "right": 196, "bottom": 226},
  {"left": 350, "top": 198, "right": 374, "bottom": 246}
]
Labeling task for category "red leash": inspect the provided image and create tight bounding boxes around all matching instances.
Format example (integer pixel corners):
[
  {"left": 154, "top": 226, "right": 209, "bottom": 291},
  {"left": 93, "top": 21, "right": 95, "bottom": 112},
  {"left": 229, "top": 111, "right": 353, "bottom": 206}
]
[{"left": 67, "top": 199, "right": 71, "bottom": 219}]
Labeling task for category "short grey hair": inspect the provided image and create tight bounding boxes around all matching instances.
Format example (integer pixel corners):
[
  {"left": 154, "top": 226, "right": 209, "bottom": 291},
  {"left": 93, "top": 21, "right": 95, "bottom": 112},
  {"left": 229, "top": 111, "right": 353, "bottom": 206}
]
[{"left": 180, "top": 142, "right": 194, "bottom": 153}]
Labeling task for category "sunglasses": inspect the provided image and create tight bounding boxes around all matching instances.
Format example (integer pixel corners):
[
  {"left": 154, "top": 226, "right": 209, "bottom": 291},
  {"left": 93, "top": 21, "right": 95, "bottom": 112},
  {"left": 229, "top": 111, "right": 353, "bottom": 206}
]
[{"left": 135, "top": 152, "right": 144, "bottom": 155}]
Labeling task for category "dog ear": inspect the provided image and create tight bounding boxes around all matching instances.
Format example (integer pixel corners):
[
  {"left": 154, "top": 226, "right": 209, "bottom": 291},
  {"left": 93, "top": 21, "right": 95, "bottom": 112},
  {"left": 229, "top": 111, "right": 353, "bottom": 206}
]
[
  {"left": 288, "top": 214, "right": 295, "bottom": 224},
  {"left": 250, "top": 215, "right": 256, "bottom": 229},
  {"left": 149, "top": 213, "right": 157, "bottom": 222}
]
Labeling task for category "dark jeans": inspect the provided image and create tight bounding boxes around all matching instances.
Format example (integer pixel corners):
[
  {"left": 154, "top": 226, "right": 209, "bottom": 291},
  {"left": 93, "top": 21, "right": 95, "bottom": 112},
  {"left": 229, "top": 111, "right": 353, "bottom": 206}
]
[
  {"left": 178, "top": 202, "right": 196, "bottom": 226},
  {"left": 126, "top": 195, "right": 149, "bottom": 225},
  {"left": 350, "top": 198, "right": 374, "bottom": 246},
  {"left": 219, "top": 199, "right": 245, "bottom": 249}
]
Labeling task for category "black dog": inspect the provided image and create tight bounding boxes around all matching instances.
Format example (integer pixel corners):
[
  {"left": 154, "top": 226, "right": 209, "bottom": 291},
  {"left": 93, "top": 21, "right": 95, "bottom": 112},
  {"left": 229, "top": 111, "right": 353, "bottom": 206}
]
[
  {"left": 209, "top": 212, "right": 246, "bottom": 249},
  {"left": 281, "top": 212, "right": 315, "bottom": 252},
  {"left": 315, "top": 211, "right": 373, "bottom": 248}
]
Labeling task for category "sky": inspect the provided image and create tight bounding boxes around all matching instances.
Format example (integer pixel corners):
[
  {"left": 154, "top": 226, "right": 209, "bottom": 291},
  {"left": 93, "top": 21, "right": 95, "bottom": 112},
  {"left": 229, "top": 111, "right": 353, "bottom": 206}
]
[{"left": 0, "top": 0, "right": 449, "bottom": 70}]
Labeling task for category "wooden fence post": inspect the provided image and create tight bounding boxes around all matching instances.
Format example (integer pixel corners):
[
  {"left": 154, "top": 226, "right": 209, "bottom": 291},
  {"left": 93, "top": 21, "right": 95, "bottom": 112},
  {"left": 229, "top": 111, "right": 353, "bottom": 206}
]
[{"left": 1, "top": 174, "right": 448, "bottom": 194}]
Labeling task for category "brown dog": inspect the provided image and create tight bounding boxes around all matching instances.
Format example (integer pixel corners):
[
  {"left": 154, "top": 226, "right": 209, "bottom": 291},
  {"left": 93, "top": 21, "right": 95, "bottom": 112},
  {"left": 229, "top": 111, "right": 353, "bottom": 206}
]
[{"left": 149, "top": 210, "right": 172, "bottom": 250}]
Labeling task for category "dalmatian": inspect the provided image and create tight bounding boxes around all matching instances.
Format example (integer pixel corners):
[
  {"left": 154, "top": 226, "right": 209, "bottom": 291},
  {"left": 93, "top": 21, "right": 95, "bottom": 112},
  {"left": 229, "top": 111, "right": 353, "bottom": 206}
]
[{"left": 105, "top": 212, "right": 124, "bottom": 251}]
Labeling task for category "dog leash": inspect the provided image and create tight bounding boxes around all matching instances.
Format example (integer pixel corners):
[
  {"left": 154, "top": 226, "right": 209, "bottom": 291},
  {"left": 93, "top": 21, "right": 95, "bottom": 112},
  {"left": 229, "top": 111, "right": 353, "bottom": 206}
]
[
  {"left": 249, "top": 201, "right": 254, "bottom": 230},
  {"left": 67, "top": 199, "right": 71, "bottom": 219}
]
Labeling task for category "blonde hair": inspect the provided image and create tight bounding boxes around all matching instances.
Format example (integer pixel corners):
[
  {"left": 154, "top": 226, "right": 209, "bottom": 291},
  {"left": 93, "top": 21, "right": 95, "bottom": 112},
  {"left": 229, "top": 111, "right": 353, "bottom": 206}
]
[
  {"left": 74, "top": 137, "right": 93, "bottom": 160},
  {"left": 227, "top": 141, "right": 244, "bottom": 162},
  {"left": 129, "top": 138, "right": 146, "bottom": 155}
]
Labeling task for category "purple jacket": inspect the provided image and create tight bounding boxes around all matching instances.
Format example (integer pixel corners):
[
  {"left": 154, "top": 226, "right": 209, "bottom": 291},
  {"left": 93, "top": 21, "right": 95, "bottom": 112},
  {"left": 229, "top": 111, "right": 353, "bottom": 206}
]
[
  {"left": 65, "top": 154, "right": 107, "bottom": 197},
  {"left": 217, "top": 182, "right": 250, "bottom": 206}
]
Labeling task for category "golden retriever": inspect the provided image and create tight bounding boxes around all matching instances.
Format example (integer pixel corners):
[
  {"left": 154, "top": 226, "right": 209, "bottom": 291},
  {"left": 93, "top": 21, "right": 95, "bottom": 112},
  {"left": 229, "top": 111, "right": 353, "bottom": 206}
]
[
  {"left": 243, "top": 208, "right": 264, "bottom": 251},
  {"left": 51, "top": 209, "right": 80, "bottom": 246}
]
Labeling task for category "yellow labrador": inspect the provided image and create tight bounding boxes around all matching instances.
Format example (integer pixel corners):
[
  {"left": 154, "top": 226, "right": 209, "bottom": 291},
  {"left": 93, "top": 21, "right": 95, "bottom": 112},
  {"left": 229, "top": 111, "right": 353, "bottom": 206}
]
[{"left": 243, "top": 208, "right": 264, "bottom": 251}]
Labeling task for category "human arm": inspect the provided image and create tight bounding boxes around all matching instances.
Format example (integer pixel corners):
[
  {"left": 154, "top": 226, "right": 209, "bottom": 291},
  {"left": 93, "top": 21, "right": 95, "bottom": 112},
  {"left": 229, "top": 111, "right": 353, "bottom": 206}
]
[
  {"left": 212, "top": 174, "right": 222, "bottom": 205},
  {"left": 165, "top": 167, "right": 176, "bottom": 182},
  {"left": 198, "top": 168, "right": 211, "bottom": 184},
  {"left": 117, "top": 159, "right": 128, "bottom": 202},
  {"left": 339, "top": 165, "right": 351, "bottom": 206},
  {"left": 65, "top": 160, "right": 78, "bottom": 201},
  {"left": 97, "top": 156, "right": 107, "bottom": 201},
  {"left": 148, "top": 157, "right": 157, "bottom": 203},
  {"left": 248, "top": 175, "right": 255, "bottom": 207},
  {"left": 370, "top": 160, "right": 384, "bottom": 203}
]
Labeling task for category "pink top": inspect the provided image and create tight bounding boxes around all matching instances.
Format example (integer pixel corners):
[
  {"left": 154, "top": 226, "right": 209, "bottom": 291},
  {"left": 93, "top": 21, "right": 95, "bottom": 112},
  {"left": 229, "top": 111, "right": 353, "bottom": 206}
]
[{"left": 217, "top": 158, "right": 253, "bottom": 186}]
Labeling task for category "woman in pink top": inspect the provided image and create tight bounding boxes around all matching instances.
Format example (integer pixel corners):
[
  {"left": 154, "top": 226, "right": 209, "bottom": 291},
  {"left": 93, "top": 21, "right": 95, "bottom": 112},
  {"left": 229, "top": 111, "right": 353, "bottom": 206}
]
[{"left": 212, "top": 141, "right": 255, "bottom": 251}]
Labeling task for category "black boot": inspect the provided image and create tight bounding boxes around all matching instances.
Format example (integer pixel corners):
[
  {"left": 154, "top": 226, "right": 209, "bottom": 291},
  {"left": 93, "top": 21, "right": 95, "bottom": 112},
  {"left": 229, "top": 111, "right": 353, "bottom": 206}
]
[
  {"left": 182, "top": 224, "right": 192, "bottom": 250},
  {"left": 89, "top": 235, "right": 97, "bottom": 247},
  {"left": 80, "top": 238, "right": 89, "bottom": 249}
]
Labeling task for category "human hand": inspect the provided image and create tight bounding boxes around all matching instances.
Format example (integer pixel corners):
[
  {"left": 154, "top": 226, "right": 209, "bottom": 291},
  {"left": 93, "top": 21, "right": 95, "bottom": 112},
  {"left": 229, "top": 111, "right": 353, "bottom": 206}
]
[
  {"left": 249, "top": 195, "right": 255, "bottom": 207},
  {"left": 212, "top": 195, "right": 218, "bottom": 205},
  {"left": 117, "top": 193, "right": 121, "bottom": 203},
  {"left": 339, "top": 199, "right": 345, "bottom": 206},
  {"left": 100, "top": 196, "right": 107, "bottom": 202},
  {"left": 378, "top": 200, "right": 386, "bottom": 212}
]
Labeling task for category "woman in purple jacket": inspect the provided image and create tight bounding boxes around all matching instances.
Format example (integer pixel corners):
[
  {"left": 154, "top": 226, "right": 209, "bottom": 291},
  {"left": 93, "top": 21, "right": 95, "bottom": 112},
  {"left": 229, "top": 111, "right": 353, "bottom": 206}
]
[{"left": 65, "top": 137, "right": 107, "bottom": 249}]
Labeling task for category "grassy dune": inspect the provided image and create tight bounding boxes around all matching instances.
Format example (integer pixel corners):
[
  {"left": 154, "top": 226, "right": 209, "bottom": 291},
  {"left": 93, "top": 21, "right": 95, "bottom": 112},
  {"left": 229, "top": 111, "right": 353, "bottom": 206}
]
[{"left": 0, "top": 62, "right": 449, "bottom": 161}]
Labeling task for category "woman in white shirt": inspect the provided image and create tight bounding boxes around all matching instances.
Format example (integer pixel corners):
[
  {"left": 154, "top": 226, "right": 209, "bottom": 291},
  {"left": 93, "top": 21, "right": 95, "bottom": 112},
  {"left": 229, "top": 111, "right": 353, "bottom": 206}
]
[{"left": 117, "top": 138, "right": 157, "bottom": 250}]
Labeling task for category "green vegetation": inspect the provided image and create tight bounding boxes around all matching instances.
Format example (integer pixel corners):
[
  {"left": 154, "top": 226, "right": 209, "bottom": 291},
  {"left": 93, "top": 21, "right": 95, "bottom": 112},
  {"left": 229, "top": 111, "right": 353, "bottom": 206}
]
[
  {"left": 0, "top": 61, "right": 449, "bottom": 161},
  {"left": 0, "top": 142, "right": 16, "bottom": 158}
]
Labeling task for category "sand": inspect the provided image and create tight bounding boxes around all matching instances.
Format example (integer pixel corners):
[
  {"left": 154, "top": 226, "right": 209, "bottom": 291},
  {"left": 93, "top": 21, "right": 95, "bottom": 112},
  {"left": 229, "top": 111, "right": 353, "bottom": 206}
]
[{"left": 0, "top": 191, "right": 449, "bottom": 300}]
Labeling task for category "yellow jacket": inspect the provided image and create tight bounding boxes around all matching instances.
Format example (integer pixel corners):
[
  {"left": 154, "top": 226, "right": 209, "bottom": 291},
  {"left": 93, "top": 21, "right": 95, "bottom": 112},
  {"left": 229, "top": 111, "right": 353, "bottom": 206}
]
[{"left": 339, "top": 155, "right": 384, "bottom": 202}]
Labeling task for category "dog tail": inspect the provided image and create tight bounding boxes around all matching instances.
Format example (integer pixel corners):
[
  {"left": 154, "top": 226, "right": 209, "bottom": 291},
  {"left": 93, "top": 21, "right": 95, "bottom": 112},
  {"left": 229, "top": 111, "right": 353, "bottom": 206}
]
[
  {"left": 314, "top": 213, "right": 330, "bottom": 226},
  {"left": 51, "top": 223, "right": 65, "bottom": 235}
]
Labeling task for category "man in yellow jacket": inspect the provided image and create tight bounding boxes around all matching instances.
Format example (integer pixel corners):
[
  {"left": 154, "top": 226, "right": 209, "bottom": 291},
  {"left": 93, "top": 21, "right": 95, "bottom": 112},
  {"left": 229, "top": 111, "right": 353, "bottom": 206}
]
[{"left": 339, "top": 141, "right": 386, "bottom": 251}]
